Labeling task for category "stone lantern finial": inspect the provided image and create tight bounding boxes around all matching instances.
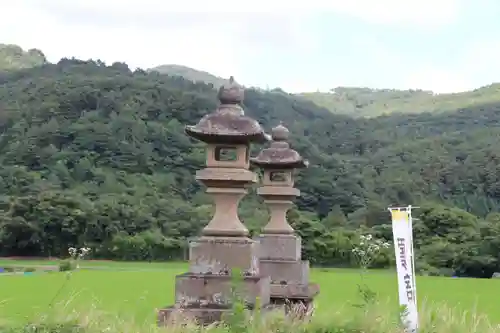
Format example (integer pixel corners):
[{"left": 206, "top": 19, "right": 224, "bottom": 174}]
[
  {"left": 271, "top": 123, "right": 289, "bottom": 141},
  {"left": 185, "top": 76, "right": 267, "bottom": 144},
  {"left": 217, "top": 76, "right": 244, "bottom": 105}
]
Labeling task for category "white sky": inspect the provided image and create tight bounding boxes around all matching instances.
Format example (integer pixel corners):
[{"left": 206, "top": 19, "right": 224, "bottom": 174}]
[{"left": 1, "top": 0, "right": 497, "bottom": 93}]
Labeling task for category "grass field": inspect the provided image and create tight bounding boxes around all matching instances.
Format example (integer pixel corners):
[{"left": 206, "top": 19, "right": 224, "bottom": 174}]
[{"left": 1, "top": 259, "right": 500, "bottom": 326}]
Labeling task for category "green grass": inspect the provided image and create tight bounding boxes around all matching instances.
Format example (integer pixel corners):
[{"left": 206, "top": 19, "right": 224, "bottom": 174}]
[
  {"left": 0, "top": 258, "right": 185, "bottom": 269},
  {"left": 1, "top": 260, "right": 500, "bottom": 327}
]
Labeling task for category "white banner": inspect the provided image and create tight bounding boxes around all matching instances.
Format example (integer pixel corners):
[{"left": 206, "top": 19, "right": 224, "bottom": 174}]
[{"left": 389, "top": 206, "right": 418, "bottom": 333}]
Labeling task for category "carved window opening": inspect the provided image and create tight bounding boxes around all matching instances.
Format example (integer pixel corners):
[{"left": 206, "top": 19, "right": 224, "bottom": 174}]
[
  {"left": 214, "top": 147, "right": 238, "bottom": 161},
  {"left": 270, "top": 171, "right": 287, "bottom": 182}
]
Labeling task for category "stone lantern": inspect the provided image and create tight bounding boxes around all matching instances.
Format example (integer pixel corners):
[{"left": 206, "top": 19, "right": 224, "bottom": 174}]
[
  {"left": 251, "top": 123, "right": 319, "bottom": 312},
  {"left": 157, "top": 77, "right": 271, "bottom": 325}
]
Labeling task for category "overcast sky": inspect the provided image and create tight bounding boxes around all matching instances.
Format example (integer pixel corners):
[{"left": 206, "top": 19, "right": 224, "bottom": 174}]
[{"left": 1, "top": 0, "right": 499, "bottom": 93}]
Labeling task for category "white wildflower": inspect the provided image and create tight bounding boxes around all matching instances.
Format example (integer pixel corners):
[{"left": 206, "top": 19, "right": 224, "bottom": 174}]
[
  {"left": 352, "top": 234, "right": 391, "bottom": 270},
  {"left": 66, "top": 246, "right": 92, "bottom": 271},
  {"left": 79, "top": 247, "right": 91, "bottom": 259},
  {"left": 68, "top": 247, "right": 77, "bottom": 257}
]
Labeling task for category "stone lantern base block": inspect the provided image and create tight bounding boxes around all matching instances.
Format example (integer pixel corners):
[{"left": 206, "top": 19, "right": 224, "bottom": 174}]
[
  {"left": 157, "top": 303, "right": 281, "bottom": 326},
  {"left": 158, "top": 273, "right": 271, "bottom": 326},
  {"left": 257, "top": 234, "right": 301, "bottom": 261},
  {"left": 268, "top": 283, "right": 319, "bottom": 318},
  {"left": 189, "top": 236, "right": 260, "bottom": 275},
  {"left": 269, "top": 282, "right": 320, "bottom": 302},
  {"left": 260, "top": 259, "right": 310, "bottom": 285},
  {"left": 158, "top": 305, "right": 233, "bottom": 326},
  {"left": 174, "top": 272, "right": 271, "bottom": 306}
]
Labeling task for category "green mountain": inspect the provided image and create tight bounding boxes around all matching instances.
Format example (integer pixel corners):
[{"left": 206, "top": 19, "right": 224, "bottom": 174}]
[
  {"left": 2, "top": 58, "right": 500, "bottom": 276},
  {"left": 0, "top": 44, "right": 47, "bottom": 71},
  {"left": 298, "top": 85, "right": 500, "bottom": 117},
  {"left": 149, "top": 64, "right": 229, "bottom": 88},
  {"left": 148, "top": 64, "right": 500, "bottom": 118}
]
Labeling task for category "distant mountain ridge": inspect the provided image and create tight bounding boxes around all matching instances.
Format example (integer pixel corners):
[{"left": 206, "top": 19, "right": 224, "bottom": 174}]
[
  {"left": 0, "top": 44, "right": 47, "bottom": 71},
  {"left": 2, "top": 44, "right": 499, "bottom": 119},
  {"left": 298, "top": 85, "right": 500, "bottom": 117},
  {"left": 149, "top": 64, "right": 229, "bottom": 88},
  {"left": 150, "top": 64, "right": 500, "bottom": 118}
]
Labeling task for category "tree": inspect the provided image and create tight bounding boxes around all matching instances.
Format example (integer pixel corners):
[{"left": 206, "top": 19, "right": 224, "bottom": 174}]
[
  {"left": 0, "top": 56, "right": 500, "bottom": 275},
  {"left": 322, "top": 205, "right": 348, "bottom": 228}
]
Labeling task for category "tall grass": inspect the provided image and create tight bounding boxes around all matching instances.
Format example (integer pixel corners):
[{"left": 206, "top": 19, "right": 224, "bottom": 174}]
[
  {"left": 1, "top": 299, "right": 500, "bottom": 333},
  {"left": 2, "top": 256, "right": 500, "bottom": 332}
]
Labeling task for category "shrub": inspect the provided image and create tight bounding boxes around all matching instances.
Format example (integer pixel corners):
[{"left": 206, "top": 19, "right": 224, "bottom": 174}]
[
  {"left": 98, "top": 231, "right": 185, "bottom": 261},
  {"left": 58, "top": 260, "right": 75, "bottom": 272}
]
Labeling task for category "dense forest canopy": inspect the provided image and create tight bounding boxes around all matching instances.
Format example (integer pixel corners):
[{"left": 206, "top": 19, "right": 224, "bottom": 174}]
[
  {"left": 298, "top": 85, "right": 500, "bottom": 117},
  {"left": 0, "top": 44, "right": 47, "bottom": 71},
  {"left": 2, "top": 46, "right": 500, "bottom": 278},
  {"left": 145, "top": 61, "right": 500, "bottom": 119}
]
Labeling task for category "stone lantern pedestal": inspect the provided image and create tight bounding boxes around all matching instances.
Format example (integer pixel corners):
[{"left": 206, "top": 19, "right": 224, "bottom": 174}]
[
  {"left": 157, "top": 77, "right": 271, "bottom": 325},
  {"left": 252, "top": 124, "right": 319, "bottom": 314}
]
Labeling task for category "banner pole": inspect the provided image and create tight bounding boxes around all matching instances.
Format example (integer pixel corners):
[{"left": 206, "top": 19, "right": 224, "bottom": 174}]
[
  {"left": 408, "top": 206, "right": 418, "bottom": 311},
  {"left": 389, "top": 205, "right": 419, "bottom": 333}
]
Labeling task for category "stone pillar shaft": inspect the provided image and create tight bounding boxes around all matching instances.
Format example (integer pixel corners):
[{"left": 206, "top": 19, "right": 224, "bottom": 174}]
[
  {"left": 262, "top": 199, "right": 294, "bottom": 234},
  {"left": 203, "top": 188, "right": 248, "bottom": 237}
]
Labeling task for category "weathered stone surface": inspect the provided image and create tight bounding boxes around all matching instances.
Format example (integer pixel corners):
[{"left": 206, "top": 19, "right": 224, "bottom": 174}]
[
  {"left": 196, "top": 188, "right": 251, "bottom": 237},
  {"left": 195, "top": 170, "right": 258, "bottom": 238},
  {"left": 205, "top": 144, "right": 250, "bottom": 169},
  {"left": 196, "top": 168, "right": 257, "bottom": 184},
  {"left": 260, "top": 260, "right": 310, "bottom": 285},
  {"left": 257, "top": 234, "right": 301, "bottom": 261},
  {"left": 258, "top": 186, "right": 300, "bottom": 196},
  {"left": 185, "top": 77, "right": 269, "bottom": 144},
  {"left": 158, "top": 303, "right": 280, "bottom": 326},
  {"left": 260, "top": 199, "right": 295, "bottom": 234},
  {"left": 189, "top": 236, "right": 260, "bottom": 276},
  {"left": 174, "top": 273, "right": 270, "bottom": 306},
  {"left": 158, "top": 306, "right": 232, "bottom": 326},
  {"left": 269, "top": 283, "right": 320, "bottom": 300},
  {"left": 251, "top": 124, "right": 308, "bottom": 169}
]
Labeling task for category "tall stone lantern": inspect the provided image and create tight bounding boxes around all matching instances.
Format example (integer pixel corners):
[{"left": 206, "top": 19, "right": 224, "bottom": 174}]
[
  {"left": 251, "top": 124, "right": 319, "bottom": 312},
  {"left": 157, "top": 77, "right": 272, "bottom": 325}
]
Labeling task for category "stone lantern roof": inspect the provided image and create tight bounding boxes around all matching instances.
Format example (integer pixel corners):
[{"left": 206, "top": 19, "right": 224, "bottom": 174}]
[
  {"left": 185, "top": 76, "right": 270, "bottom": 144},
  {"left": 251, "top": 123, "right": 308, "bottom": 169}
]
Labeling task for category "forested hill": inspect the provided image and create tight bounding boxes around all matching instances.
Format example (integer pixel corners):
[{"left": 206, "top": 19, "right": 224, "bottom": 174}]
[
  {"left": 150, "top": 64, "right": 229, "bottom": 88},
  {"left": 0, "top": 44, "right": 47, "bottom": 71},
  {"left": 298, "top": 85, "right": 500, "bottom": 117},
  {"left": 150, "top": 64, "right": 500, "bottom": 118},
  {"left": 3, "top": 58, "right": 500, "bottom": 277}
]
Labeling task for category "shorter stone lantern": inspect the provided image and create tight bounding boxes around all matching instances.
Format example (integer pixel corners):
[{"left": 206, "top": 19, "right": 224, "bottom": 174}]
[{"left": 251, "top": 123, "right": 319, "bottom": 313}]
